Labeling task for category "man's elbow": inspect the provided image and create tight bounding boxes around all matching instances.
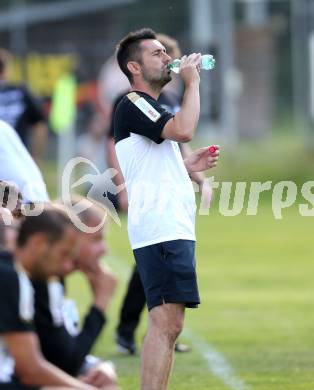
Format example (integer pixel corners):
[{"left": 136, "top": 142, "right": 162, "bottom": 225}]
[
  {"left": 16, "top": 358, "right": 44, "bottom": 386},
  {"left": 174, "top": 121, "right": 196, "bottom": 142},
  {"left": 163, "top": 118, "right": 195, "bottom": 143},
  {"left": 19, "top": 372, "right": 39, "bottom": 387},
  {"left": 177, "top": 130, "right": 193, "bottom": 143}
]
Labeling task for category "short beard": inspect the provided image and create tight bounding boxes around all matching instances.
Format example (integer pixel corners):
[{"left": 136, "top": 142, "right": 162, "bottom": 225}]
[
  {"left": 30, "top": 261, "right": 47, "bottom": 281},
  {"left": 142, "top": 68, "right": 172, "bottom": 91}
]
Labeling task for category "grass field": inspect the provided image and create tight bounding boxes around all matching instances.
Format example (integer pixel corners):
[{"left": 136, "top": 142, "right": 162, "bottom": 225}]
[
  {"left": 66, "top": 201, "right": 314, "bottom": 390},
  {"left": 46, "top": 135, "right": 314, "bottom": 389}
]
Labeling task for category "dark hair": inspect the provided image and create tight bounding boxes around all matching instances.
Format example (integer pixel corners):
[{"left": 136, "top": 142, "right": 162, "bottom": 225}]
[
  {"left": 0, "top": 48, "right": 10, "bottom": 76},
  {"left": 116, "top": 28, "right": 156, "bottom": 83},
  {"left": 17, "top": 208, "right": 73, "bottom": 247}
]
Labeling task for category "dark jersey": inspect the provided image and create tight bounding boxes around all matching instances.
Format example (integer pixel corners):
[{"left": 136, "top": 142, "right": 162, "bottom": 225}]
[
  {"left": 109, "top": 90, "right": 177, "bottom": 140},
  {"left": 0, "top": 83, "right": 45, "bottom": 146},
  {"left": 32, "top": 278, "right": 106, "bottom": 376},
  {"left": 113, "top": 91, "right": 173, "bottom": 145},
  {"left": 0, "top": 252, "right": 34, "bottom": 384}
]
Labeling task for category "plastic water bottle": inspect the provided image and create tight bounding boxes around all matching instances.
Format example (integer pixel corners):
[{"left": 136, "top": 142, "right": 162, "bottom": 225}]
[{"left": 167, "top": 54, "right": 216, "bottom": 73}]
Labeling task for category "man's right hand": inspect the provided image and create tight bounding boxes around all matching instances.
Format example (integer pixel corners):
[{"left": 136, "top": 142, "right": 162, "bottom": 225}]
[
  {"left": 85, "top": 264, "right": 117, "bottom": 313},
  {"left": 78, "top": 361, "right": 118, "bottom": 389},
  {"left": 162, "top": 53, "right": 201, "bottom": 143},
  {"left": 179, "top": 53, "right": 202, "bottom": 86}
]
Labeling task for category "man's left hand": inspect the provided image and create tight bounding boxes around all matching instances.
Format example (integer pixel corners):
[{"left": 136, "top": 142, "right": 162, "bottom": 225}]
[
  {"left": 184, "top": 145, "right": 220, "bottom": 173},
  {"left": 79, "top": 361, "right": 119, "bottom": 389}
]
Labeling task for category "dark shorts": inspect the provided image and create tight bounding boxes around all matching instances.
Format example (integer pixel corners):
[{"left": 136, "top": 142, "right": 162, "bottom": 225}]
[{"left": 133, "top": 239, "right": 200, "bottom": 311}]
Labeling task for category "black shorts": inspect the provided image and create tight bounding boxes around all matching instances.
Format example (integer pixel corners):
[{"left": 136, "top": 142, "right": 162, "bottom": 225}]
[{"left": 133, "top": 239, "right": 200, "bottom": 311}]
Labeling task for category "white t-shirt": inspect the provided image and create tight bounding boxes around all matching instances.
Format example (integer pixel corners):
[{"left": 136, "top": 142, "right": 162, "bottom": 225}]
[
  {"left": 0, "top": 120, "right": 49, "bottom": 202},
  {"left": 114, "top": 91, "right": 196, "bottom": 249}
]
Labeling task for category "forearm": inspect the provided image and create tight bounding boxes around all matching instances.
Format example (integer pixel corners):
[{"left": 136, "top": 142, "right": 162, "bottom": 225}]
[
  {"left": 65, "top": 306, "right": 106, "bottom": 375},
  {"left": 7, "top": 332, "right": 93, "bottom": 389},
  {"left": 38, "top": 307, "right": 105, "bottom": 376},
  {"left": 173, "top": 82, "right": 200, "bottom": 140},
  {"left": 180, "top": 144, "right": 204, "bottom": 185},
  {"left": 77, "top": 306, "right": 106, "bottom": 353},
  {"left": 184, "top": 157, "right": 203, "bottom": 178},
  {"left": 20, "top": 358, "right": 93, "bottom": 389},
  {"left": 189, "top": 170, "right": 205, "bottom": 186}
]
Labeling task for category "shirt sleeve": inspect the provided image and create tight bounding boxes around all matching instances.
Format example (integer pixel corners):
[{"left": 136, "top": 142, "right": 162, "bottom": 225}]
[
  {"left": 36, "top": 304, "right": 106, "bottom": 376},
  {"left": 0, "top": 267, "right": 33, "bottom": 334},
  {"left": 33, "top": 279, "right": 106, "bottom": 376},
  {"left": 67, "top": 305, "right": 106, "bottom": 374},
  {"left": 122, "top": 93, "right": 174, "bottom": 144}
]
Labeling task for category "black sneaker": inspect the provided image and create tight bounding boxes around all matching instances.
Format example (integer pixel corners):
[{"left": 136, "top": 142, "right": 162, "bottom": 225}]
[
  {"left": 174, "top": 343, "right": 191, "bottom": 353},
  {"left": 116, "top": 333, "right": 136, "bottom": 355}
]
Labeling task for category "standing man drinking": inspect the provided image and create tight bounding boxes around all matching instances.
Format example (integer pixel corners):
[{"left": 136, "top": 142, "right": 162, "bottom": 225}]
[{"left": 114, "top": 28, "right": 219, "bottom": 390}]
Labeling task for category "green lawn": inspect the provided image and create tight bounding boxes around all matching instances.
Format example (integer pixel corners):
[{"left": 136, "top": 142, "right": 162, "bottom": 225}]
[
  {"left": 47, "top": 133, "right": 314, "bottom": 389},
  {"left": 66, "top": 202, "right": 314, "bottom": 390}
]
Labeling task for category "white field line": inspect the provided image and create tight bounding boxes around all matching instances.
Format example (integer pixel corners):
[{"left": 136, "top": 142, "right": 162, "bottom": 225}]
[
  {"left": 106, "top": 255, "right": 250, "bottom": 390},
  {"left": 182, "top": 328, "right": 250, "bottom": 390}
]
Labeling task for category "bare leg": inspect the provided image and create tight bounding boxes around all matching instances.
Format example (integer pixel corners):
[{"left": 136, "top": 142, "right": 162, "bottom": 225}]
[
  {"left": 163, "top": 344, "right": 175, "bottom": 390},
  {"left": 141, "top": 303, "right": 185, "bottom": 390}
]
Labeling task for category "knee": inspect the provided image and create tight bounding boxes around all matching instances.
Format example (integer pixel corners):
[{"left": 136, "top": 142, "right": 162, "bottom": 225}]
[
  {"left": 167, "top": 317, "right": 184, "bottom": 342},
  {"left": 153, "top": 315, "right": 184, "bottom": 343},
  {"left": 149, "top": 304, "right": 185, "bottom": 344}
]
